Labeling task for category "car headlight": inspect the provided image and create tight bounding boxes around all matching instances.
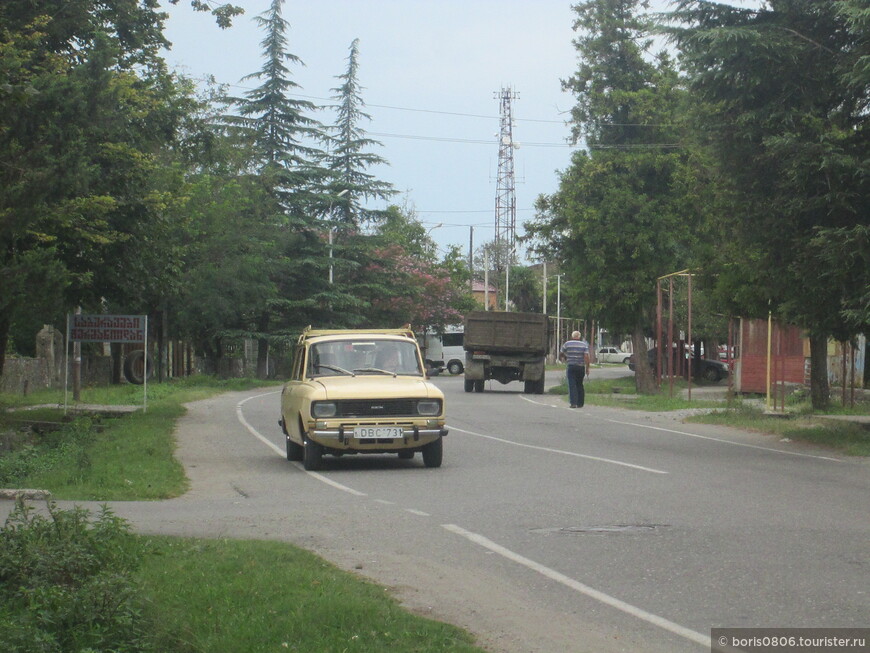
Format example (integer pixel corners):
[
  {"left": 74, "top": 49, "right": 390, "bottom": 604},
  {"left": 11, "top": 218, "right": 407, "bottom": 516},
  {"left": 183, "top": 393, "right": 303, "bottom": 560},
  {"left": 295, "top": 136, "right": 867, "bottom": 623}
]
[
  {"left": 312, "top": 402, "right": 337, "bottom": 418},
  {"left": 416, "top": 400, "right": 441, "bottom": 416}
]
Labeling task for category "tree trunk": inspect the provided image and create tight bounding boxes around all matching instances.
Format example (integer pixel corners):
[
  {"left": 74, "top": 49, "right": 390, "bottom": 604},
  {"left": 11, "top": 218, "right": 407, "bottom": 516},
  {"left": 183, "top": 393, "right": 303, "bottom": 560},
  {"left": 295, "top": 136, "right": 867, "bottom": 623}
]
[
  {"left": 0, "top": 312, "right": 9, "bottom": 377},
  {"left": 631, "top": 327, "right": 657, "bottom": 394},
  {"left": 809, "top": 331, "right": 830, "bottom": 411}
]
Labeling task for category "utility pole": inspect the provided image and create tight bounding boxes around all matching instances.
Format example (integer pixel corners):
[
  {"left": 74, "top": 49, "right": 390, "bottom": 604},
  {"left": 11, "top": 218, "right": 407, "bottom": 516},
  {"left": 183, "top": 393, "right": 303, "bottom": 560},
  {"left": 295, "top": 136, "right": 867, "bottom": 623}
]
[{"left": 494, "top": 86, "right": 518, "bottom": 309}]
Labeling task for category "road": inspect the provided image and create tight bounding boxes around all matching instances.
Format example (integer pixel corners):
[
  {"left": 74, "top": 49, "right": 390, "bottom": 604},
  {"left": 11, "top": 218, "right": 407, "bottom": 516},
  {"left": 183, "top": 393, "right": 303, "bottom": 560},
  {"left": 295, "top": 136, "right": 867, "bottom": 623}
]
[{"left": 5, "top": 369, "right": 869, "bottom": 652}]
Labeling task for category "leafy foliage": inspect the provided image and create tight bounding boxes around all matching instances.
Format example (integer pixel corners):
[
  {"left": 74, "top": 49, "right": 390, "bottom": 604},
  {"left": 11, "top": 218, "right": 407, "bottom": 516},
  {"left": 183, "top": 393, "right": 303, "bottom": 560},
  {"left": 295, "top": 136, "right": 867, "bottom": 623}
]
[{"left": 0, "top": 501, "right": 155, "bottom": 652}]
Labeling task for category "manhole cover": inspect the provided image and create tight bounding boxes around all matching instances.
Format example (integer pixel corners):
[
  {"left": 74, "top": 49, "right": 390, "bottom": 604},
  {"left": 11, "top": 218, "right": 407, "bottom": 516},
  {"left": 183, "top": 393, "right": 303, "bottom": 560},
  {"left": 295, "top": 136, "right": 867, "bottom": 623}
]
[{"left": 531, "top": 524, "right": 666, "bottom": 535}]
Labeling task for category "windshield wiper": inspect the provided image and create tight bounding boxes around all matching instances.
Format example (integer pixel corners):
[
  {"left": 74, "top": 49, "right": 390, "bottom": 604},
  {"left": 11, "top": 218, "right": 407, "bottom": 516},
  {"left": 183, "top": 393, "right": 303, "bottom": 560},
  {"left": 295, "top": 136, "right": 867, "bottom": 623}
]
[
  {"left": 314, "top": 364, "right": 354, "bottom": 376},
  {"left": 353, "top": 367, "right": 397, "bottom": 377}
]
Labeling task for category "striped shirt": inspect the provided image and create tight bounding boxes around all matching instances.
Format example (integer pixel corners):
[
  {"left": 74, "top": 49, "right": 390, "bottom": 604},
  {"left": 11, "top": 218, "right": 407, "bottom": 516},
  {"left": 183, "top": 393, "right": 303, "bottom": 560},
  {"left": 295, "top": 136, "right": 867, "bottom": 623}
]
[{"left": 561, "top": 339, "right": 589, "bottom": 366}]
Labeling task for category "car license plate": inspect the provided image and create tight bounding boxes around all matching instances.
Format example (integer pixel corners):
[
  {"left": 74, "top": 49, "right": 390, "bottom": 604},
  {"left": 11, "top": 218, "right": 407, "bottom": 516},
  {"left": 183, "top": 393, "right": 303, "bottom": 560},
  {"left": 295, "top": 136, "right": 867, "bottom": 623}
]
[{"left": 353, "top": 426, "right": 403, "bottom": 440}]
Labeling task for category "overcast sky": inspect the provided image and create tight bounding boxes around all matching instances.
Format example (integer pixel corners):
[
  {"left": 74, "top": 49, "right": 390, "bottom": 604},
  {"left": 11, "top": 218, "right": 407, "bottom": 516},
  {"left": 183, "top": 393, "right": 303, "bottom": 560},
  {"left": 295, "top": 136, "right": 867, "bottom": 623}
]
[{"left": 160, "top": 1, "right": 762, "bottom": 261}]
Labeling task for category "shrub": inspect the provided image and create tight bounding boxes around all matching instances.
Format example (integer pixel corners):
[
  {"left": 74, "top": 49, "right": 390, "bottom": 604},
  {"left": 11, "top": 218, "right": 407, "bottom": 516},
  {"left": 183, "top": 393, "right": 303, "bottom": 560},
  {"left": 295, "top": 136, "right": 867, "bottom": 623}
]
[{"left": 0, "top": 500, "right": 155, "bottom": 652}]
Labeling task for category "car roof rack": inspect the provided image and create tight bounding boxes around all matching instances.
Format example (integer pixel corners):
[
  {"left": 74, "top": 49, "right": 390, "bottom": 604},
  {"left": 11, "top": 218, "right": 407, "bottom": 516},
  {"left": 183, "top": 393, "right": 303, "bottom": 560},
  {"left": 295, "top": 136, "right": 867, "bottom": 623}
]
[{"left": 297, "top": 325, "right": 415, "bottom": 345}]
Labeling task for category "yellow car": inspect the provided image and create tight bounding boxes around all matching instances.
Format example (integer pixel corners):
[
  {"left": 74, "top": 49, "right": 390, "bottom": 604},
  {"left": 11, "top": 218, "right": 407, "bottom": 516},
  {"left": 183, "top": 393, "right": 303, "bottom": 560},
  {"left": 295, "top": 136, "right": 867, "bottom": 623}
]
[{"left": 279, "top": 327, "right": 448, "bottom": 470}]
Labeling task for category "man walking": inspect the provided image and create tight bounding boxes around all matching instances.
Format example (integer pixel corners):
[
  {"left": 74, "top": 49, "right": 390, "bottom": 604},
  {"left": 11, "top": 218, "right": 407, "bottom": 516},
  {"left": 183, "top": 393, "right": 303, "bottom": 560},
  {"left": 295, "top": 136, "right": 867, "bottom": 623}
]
[{"left": 560, "top": 330, "right": 591, "bottom": 408}]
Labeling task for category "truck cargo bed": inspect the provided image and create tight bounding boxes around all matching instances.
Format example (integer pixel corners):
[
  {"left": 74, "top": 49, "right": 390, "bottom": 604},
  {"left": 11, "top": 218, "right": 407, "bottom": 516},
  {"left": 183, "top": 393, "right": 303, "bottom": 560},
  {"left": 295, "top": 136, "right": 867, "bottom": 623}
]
[{"left": 463, "top": 311, "right": 548, "bottom": 354}]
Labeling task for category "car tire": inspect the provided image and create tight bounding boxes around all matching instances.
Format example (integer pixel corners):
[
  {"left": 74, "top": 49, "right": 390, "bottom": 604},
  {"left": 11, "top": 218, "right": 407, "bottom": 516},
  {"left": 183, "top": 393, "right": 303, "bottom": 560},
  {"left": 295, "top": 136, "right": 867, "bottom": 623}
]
[
  {"left": 474, "top": 380, "right": 484, "bottom": 393},
  {"left": 302, "top": 438, "right": 323, "bottom": 471},
  {"left": 464, "top": 379, "right": 474, "bottom": 392},
  {"left": 702, "top": 366, "right": 719, "bottom": 382},
  {"left": 447, "top": 360, "right": 463, "bottom": 375},
  {"left": 286, "top": 435, "right": 303, "bottom": 461},
  {"left": 422, "top": 436, "right": 443, "bottom": 468},
  {"left": 622, "top": 357, "right": 631, "bottom": 364}
]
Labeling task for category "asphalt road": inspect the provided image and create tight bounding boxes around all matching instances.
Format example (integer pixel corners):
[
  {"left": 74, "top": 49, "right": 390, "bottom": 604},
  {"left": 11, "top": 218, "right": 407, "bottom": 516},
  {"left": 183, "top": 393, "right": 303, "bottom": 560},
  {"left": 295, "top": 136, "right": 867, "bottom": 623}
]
[{"left": 4, "top": 369, "right": 868, "bottom": 653}]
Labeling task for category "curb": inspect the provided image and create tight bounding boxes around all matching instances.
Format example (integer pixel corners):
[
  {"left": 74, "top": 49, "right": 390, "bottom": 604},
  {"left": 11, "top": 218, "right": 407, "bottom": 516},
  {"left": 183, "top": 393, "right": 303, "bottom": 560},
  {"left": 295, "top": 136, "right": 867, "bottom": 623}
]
[{"left": 0, "top": 489, "right": 52, "bottom": 501}]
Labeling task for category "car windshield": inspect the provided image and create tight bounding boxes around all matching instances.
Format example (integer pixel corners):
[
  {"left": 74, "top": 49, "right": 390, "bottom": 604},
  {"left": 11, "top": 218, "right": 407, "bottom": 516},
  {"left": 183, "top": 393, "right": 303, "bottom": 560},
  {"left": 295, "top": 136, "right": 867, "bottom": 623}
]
[{"left": 307, "top": 339, "right": 423, "bottom": 377}]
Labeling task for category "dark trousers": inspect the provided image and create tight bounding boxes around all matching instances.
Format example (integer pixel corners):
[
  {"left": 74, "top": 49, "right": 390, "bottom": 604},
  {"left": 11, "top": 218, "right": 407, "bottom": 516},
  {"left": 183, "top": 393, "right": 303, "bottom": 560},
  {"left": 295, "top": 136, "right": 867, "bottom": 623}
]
[{"left": 566, "top": 364, "right": 586, "bottom": 407}]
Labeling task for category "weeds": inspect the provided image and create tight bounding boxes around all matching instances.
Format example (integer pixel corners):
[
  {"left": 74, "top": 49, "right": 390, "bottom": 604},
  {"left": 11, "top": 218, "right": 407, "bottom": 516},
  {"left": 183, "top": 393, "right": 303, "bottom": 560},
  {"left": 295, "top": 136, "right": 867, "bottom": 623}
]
[
  {"left": 0, "top": 500, "right": 163, "bottom": 653},
  {"left": 0, "top": 418, "right": 95, "bottom": 486}
]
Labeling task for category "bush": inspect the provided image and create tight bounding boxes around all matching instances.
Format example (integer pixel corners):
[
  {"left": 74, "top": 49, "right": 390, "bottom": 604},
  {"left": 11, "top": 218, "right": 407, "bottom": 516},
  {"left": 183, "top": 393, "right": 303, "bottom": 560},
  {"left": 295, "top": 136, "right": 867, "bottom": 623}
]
[{"left": 0, "top": 500, "right": 156, "bottom": 652}]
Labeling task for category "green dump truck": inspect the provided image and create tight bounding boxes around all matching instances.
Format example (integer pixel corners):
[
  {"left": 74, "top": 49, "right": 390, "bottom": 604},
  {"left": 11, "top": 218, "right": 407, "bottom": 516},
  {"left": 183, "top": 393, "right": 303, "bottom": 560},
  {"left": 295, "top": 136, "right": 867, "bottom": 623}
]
[{"left": 462, "top": 311, "right": 549, "bottom": 394}]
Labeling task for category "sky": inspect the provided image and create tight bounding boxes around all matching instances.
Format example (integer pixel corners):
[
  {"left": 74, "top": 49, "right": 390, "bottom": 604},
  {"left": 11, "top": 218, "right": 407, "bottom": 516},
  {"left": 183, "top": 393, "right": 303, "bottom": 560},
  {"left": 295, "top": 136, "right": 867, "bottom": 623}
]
[
  {"left": 160, "top": 1, "right": 763, "bottom": 262},
  {"left": 161, "top": 0, "right": 579, "bottom": 261}
]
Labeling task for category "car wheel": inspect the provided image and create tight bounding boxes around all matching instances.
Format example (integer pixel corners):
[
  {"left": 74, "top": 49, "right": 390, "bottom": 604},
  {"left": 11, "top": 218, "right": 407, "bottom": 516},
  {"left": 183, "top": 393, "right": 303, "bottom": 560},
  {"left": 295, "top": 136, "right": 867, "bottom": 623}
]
[
  {"left": 474, "top": 380, "right": 485, "bottom": 393},
  {"left": 701, "top": 366, "right": 719, "bottom": 382},
  {"left": 422, "top": 436, "right": 443, "bottom": 468},
  {"left": 398, "top": 450, "right": 414, "bottom": 460},
  {"left": 622, "top": 357, "right": 631, "bottom": 364},
  {"left": 286, "top": 435, "right": 303, "bottom": 461},
  {"left": 447, "top": 360, "right": 463, "bottom": 375},
  {"left": 535, "top": 378, "right": 545, "bottom": 395},
  {"left": 302, "top": 438, "right": 323, "bottom": 471},
  {"left": 464, "top": 379, "right": 474, "bottom": 392}
]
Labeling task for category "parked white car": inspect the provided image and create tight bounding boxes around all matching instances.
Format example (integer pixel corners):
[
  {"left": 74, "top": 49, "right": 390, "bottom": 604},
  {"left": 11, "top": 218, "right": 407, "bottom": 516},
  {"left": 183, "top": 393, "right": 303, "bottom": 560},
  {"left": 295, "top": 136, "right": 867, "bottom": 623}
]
[{"left": 596, "top": 346, "right": 631, "bottom": 364}]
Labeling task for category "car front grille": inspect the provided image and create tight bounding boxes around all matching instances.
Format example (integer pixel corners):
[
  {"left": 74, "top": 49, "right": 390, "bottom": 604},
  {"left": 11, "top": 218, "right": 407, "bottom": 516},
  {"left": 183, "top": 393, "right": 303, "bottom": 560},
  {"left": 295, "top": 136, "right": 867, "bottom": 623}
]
[{"left": 335, "top": 399, "right": 419, "bottom": 417}]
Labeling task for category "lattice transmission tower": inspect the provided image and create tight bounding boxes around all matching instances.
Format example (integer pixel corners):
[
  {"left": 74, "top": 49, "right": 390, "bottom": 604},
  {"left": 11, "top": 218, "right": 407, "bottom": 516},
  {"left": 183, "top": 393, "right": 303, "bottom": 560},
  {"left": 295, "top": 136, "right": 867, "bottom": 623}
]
[{"left": 494, "top": 87, "right": 518, "bottom": 273}]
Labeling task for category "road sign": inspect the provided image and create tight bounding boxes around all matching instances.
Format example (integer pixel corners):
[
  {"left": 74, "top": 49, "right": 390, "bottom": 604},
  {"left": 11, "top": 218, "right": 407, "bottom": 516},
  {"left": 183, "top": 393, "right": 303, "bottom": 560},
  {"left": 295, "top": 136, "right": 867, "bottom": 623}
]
[{"left": 69, "top": 314, "right": 146, "bottom": 343}]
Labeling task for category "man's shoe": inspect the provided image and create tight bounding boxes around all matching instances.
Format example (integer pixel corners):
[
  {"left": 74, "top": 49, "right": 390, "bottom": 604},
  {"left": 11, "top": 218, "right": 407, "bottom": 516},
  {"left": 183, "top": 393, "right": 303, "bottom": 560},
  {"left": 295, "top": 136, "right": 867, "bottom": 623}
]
[{"left": 570, "top": 404, "right": 577, "bottom": 408}]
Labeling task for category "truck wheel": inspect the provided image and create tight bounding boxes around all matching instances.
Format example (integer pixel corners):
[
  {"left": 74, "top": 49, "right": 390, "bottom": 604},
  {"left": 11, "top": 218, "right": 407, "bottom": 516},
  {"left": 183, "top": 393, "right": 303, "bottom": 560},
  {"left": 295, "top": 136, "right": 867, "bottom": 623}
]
[
  {"left": 447, "top": 360, "right": 463, "bottom": 375},
  {"left": 422, "top": 436, "right": 443, "bottom": 468},
  {"left": 536, "top": 378, "right": 546, "bottom": 394},
  {"left": 464, "top": 379, "right": 474, "bottom": 392},
  {"left": 123, "top": 350, "right": 153, "bottom": 385},
  {"left": 524, "top": 380, "right": 535, "bottom": 394},
  {"left": 474, "top": 380, "right": 484, "bottom": 393},
  {"left": 302, "top": 438, "right": 323, "bottom": 471}
]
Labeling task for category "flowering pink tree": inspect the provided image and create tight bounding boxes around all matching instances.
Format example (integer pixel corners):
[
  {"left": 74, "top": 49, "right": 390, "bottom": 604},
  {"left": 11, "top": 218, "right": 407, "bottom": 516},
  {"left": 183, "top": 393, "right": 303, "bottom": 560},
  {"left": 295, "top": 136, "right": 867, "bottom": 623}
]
[{"left": 363, "top": 244, "right": 473, "bottom": 332}]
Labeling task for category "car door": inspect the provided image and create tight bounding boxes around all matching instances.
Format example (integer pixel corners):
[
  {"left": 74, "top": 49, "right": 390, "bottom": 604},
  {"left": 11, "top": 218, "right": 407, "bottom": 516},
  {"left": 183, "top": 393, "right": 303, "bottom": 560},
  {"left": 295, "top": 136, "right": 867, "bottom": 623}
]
[{"left": 281, "top": 344, "right": 308, "bottom": 439}]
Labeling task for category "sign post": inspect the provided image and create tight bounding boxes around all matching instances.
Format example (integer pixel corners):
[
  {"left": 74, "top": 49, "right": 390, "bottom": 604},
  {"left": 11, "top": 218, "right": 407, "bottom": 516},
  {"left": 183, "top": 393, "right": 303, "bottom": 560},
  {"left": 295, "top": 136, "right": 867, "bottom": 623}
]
[{"left": 67, "top": 314, "right": 149, "bottom": 413}]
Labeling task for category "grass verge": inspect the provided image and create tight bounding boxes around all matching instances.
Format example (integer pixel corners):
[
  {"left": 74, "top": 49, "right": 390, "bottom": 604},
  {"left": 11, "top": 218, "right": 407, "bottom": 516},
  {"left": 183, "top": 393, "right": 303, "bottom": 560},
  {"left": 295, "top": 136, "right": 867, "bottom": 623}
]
[
  {"left": 686, "top": 404, "right": 870, "bottom": 456},
  {"left": 0, "top": 500, "right": 484, "bottom": 653},
  {"left": 139, "top": 535, "right": 483, "bottom": 653},
  {"left": 0, "top": 376, "right": 276, "bottom": 500},
  {"left": 548, "top": 370, "right": 870, "bottom": 455}
]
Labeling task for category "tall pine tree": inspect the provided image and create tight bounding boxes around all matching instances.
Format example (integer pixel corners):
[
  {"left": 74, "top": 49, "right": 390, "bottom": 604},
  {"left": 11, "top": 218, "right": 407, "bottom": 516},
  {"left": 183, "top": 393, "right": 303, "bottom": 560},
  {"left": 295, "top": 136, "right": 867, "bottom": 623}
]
[
  {"left": 219, "top": 0, "right": 333, "bottom": 376},
  {"left": 325, "top": 38, "right": 395, "bottom": 227}
]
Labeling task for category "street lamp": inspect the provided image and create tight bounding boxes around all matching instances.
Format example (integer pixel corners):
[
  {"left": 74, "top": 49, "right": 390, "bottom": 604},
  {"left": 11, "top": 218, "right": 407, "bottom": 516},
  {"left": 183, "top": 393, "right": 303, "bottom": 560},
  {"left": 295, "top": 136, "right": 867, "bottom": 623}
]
[{"left": 328, "top": 189, "right": 349, "bottom": 284}]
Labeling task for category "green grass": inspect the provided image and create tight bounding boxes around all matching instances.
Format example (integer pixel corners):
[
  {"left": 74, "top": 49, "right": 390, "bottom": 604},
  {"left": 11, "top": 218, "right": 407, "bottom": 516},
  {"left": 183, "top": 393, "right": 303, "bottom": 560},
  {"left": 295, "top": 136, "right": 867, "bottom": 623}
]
[
  {"left": 687, "top": 404, "right": 870, "bottom": 456},
  {"left": 0, "top": 376, "right": 276, "bottom": 500},
  {"left": 548, "top": 374, "right": 726, "bottom": 411},
  {"left": 548, "top": 370, "right": 870, "bottom": 455},
  {"left": 138, "top": 536, "right": 484, "bottom": 653}
]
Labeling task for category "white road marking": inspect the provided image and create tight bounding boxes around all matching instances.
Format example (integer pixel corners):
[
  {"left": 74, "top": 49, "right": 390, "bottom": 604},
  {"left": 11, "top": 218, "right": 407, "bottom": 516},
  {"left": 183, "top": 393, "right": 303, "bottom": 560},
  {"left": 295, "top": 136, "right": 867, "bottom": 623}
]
[
  {"left": 405, "top": 508, "right": 430, "bottom": 517},
  {"left": 442, "top": 523, "right": 711, "bottom": 649},
  {"left": 521, "top": 394, "right": 842, "bottom": 463},
  {"left": 600, "top": 418, "right": 842, "bottom": 462},
  {"left": 236, "top": 393, "right": 366, "bottom": 497},
  {"left": 448, "top": 425, "right": 668, "bottom": 474}
]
